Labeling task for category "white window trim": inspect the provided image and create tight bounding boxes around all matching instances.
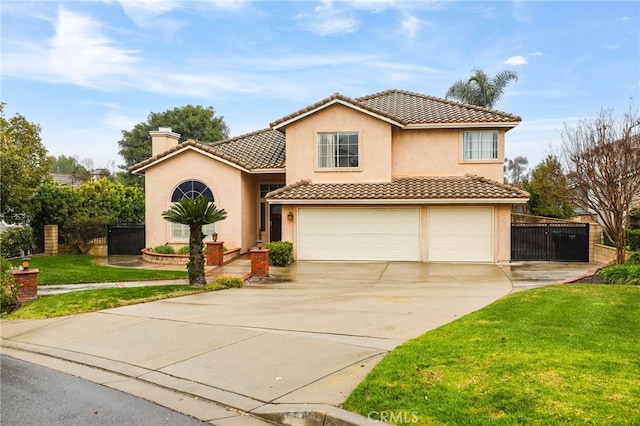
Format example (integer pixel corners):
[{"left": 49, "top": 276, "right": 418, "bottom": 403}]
[
  {"left": 461, "top": 131, "right": 500, "bottom": 162},
  {"left": 170, "top": 223, "right": 217, "bottom": 243},
  {"left": 316, "top": 131, "right": 360, "bottom": 170}
]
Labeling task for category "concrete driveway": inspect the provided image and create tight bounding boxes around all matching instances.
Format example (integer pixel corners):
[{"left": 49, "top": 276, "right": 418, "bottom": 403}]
[{"left": 1, "top": 261, "right": 595, "bottom": 425}]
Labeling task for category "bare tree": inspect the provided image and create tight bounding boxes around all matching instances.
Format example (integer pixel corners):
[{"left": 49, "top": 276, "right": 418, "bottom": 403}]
[{"left": 560, "top": 107, "right": 640, "bottom": 264}]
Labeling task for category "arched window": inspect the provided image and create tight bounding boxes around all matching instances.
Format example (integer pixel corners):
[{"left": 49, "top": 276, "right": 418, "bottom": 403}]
[
  {"left": 169, "top": 180, "right": 217, "bottom": 241},
  {"left": 171, "top": 180, "right": 214, "bottom": 202}
]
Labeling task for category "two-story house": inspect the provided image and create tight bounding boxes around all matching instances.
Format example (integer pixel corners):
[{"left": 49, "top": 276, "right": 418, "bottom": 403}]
[{"left": 131, "top": 90, "right": 529, "bottom": 263}]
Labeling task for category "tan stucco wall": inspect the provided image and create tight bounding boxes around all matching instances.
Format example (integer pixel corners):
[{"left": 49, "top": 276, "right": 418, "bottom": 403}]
[
  {"left": 143, "top": 150, "right": 245, "bottom": 251},
  {"left": 285, "top": 104, "right": 393, "bottom": 184},
  {"left": 391, "top": 127, "right": 506, "bottom": 182}
]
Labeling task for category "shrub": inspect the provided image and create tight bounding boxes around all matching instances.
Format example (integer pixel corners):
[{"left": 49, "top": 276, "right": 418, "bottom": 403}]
[
  {"left": 0, "top": 226, "right": 34, "bottom": 258},
  {"left": 1, "top": 259, "right": 21, "bottom": 314},
  {"left": 265, "top": 241, "right": 293, "bottom": 266},
  {"left": 215, "top": 276, "right": 244, "bottom": 288},
  {"left": 63, "top": 215, "right": 109, "bottom": 254},
  {"left": 152, "top": 244, "right": 175, "bottom": 254},
  {"left": 627, "top": 229, "right": 640, "bottom": 251},
  {"left": 178, "top": 245, "right": 190, "bottom": 255},
  {"left": 627, "top": 252, "right": 640, "bottom": 265},
  {"left": 597, "top": 264, "right": 640, "bottom": 285}
]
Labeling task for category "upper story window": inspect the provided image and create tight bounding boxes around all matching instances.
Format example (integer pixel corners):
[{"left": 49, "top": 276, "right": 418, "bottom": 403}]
[
  {"left": 317, "top": 132, "right": 359, "bottom": 168},
  {"left": 463, "top": 131, "right": 498, "bottom": 160},
  {"left": 171, "top": 180, "right": 214, "bottom": 202}
]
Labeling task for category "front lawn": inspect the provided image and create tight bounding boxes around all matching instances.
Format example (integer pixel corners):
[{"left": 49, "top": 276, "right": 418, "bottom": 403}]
[
  {"left": 11, "top": 255, "right": 187, "bottom": 285},
  {"left": 4, "top": 284, "right": 223, "bottom": 319},
  {"left": 344, "top": 284, "right": 640, "bottom": 425}
]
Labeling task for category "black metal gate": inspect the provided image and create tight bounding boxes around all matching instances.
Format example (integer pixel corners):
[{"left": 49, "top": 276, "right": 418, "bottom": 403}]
[
  {"left": 107, "top": 224, "right": 145, "bottom": 256},
  {"left": 511, "top": 222, "right": 589, "bottom": 262}
]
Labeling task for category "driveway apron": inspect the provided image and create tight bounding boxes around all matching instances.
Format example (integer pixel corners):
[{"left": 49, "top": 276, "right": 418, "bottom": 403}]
[{"left": 2, "top": 262, "right": 517, "bottom": 421}]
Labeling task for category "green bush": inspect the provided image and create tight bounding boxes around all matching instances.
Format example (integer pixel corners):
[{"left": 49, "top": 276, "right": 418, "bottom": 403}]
[
  {"left": 0, "top": 226, "right": 34, "bottom": 258},
  {"left": 265, "top": 241, "right": 293, "bottom": 266},
  {"left": 627, "top": 252, "right": 640, "bottom": 265},
  {"left": 178, "top": 245, "right": 190, "bottom": 255},
  {"left": 1, "top": 259, "right": 21, "bottom": 314},
  {"left": 627, "top": 229, "right": 640, "bottom": 251},
  {"left": 215, "top": 276, "right": 244, "bottom": 288},
  {"left": 597, "top": 264, "right": 640, "bottom": 285},
  {"left": 152, "top": 244, "right": 175, "bottom": 254}
]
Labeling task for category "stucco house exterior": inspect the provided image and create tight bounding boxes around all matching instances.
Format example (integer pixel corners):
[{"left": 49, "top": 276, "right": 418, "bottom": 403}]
[{"left": 130, "top": 90, "right": 529, "bottom": 263}]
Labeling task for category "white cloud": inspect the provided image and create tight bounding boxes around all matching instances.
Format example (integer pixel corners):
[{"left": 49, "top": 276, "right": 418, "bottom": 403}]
[
  {"left": 399, "top": 13, "right": 422, "bottom": 39},
  {"left": 298, "top": 0, "right": 359, "bottom": 35},
  {"left": 503, "top": 55, "right": 528, "bottom": 66},
  {"left": 530, "top": 51, "right": 543, "bottom": 56}
]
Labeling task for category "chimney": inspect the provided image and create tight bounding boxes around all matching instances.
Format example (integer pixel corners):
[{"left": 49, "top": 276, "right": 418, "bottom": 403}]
[{"left": 149, "top": 127, "right": 180, "bottom": 156}]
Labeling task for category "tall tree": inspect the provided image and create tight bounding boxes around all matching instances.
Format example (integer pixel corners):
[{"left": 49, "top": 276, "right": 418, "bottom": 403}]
[
  {"left": 0, "top": 104, "right": 51, "bottom": 223},
  {"left": 162, "top": 197, "right": 227, "bottom": 286},
  {"left": 560, "top": 107, "right": 640, "bottom": 264},
  {"left": 445, "top": 68, "right": 518, "bottom": 109},
  {"left": 523, "top": 155, "right": 575, "bottom": 219},
  {"left": 117, "top": 105, "right": 230, "bottom": 185},
  {"left": 504, "top": 156, "right": 529, "bottom": 185}
]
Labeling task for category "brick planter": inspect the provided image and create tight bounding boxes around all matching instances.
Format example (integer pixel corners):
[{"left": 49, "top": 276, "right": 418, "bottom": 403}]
[
  {"left": 206, "top": 241, "right": 225, "bottom": 266},
  {"left": 12, "top": 269, "right": 39, "bottom": 301},
  {"left": 250, "top": 249, "right": 270, "bottom": 277}
]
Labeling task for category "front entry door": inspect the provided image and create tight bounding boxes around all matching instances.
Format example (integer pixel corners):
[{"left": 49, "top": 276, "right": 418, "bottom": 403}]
[{"left": 270, "top": 204, "right": 282, "bottom": 242}]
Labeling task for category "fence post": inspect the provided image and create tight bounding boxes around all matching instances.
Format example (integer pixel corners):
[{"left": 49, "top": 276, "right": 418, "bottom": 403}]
[
  {"left": 12, "top": 269, "right": 39, "bottom": 301},
  {"left": 44, "top": 225, "right": 58, "bottom": 255}
]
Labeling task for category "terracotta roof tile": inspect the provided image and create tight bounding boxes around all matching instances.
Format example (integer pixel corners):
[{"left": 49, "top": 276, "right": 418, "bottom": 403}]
[
  {"left": 130, "top": 128, "right": 285, "bottom": 173},
  {"left": 267, "top": 175, "right": 529, "bottom": 202},
  {"left": 270, "top": 89, "right": 521, "bottom": 128}
]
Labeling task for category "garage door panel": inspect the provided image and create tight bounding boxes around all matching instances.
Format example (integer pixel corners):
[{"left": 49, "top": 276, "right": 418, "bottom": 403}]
[
  {"left": 428, "top": 207, "right": 493, "bottom": 262},
  {"left": 298, "top": 208, "right": 420, "bottom": 261}
]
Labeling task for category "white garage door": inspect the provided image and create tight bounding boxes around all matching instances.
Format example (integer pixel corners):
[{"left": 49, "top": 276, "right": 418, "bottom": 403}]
[
  {"left": 297, "top": 207, "right": 420, "bottom": 261},
  {"left": 428, "top": 207, "right": 493, "bottom": 262}
]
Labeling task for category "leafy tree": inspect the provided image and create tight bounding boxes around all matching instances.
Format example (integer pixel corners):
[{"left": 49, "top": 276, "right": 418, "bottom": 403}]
[
  {"left": 0, "top": 104, "right": 51, "bottom": 223},
  {"left": 445, "top": 68, "right": 518, "bottom": 109},
  {"left": 504, "top": 156, "right": 529, "bottom": 185},
  {"left": 117, "top": 105, "right": 230, "bottom": 185},
  {"left": 29, "top": 179, "right": 145, "bottom": 251},
  {"left": 560, "top": 106, "right": 640, "bottom": 264},
  {"left": 0, "top": 226, "right": 34, "bottom": 258},
  {"left": 49, "top": 155, "right": 91, "bottom": 182},
  {"left": 162, "top": 197, "right": 227, "bottom": 286},
  {"left": 523, "top": 155, "right": 575, "bottom": 219}
]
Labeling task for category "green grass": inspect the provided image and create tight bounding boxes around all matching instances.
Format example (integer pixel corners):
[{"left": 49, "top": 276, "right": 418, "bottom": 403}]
[
  {"left": 344, "top": 284, "right": 640, "bottom": 425},
  {"left": 4, "top": 284, "right": 224, "bottom": 319},
  {"left": 12, "top": 255, "right": 187, "bottom": 285}
]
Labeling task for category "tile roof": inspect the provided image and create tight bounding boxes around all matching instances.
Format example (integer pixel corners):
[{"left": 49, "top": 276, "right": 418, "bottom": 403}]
[
  {"left": 270, "top": 89, "right": 521, "bottom": 129},
  {"left": 130, "top": 128, "right": 285, "bottom": 173},
  {"left": 267, "top": 175, "right": 530, "bottom": 202}
]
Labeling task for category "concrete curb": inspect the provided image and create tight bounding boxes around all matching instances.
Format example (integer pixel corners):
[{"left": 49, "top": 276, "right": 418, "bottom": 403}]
[
  {"left": 0, "top": 343, "right": 381, "bottom": 426},
  {"left": 556, "top": 263, "right": 607, "bottom": 284}
]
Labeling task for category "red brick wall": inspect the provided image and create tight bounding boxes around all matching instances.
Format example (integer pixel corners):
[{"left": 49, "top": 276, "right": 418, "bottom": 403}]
[
  {"left": 250, "top": 249, "right": 270, "bottom": 277},
  {"left": 12, "top": 269, "right": 39, "bottom": 301}
]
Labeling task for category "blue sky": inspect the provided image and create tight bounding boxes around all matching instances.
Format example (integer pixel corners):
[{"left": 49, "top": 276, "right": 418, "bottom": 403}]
[{"left": 2, "top": 1, "right": 639, "bottom": 171}]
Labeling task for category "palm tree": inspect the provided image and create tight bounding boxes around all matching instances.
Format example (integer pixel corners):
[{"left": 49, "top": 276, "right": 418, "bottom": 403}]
[
  {"left": 445, "top": 68, "right": 518, "bottom": 109},
  {"left": 162, "top": 197, "right": 227, "bottom": 286}
]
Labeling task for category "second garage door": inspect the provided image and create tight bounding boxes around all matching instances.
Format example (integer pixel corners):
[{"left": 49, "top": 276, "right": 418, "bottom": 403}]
[
  {"left": 428, "top": 206, "right": 493, "bottom": 262},
  {"left": 297, "top": 207, "right": 420, "bottom": 261}
]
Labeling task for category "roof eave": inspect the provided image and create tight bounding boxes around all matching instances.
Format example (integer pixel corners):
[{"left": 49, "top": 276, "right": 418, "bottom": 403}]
[
  {"left": 271, "top": 99, "right": 403, "bottom": 130},
  {"left": 404, "top": 121, "right": 521, "bottom": 130},
  {"left": 130, "top": 145, "right": 252, "bottom": 174},
  {"left": 267, "top": 198, "right": 529, "bottom": 205}
]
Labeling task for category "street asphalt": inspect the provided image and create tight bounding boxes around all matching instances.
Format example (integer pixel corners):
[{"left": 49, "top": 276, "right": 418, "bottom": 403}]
[{"left": 1, "top": 260, "right": 600, "bottom": 425}]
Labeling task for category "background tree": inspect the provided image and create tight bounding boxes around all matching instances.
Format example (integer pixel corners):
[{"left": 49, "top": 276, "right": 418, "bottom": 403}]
[
  {"left": 523, "top": 155, "right": 575, "bottom": 219},
  {"left": 117, "top": 105, "right": 230, "bottom": 185},
  {"left": 29, "top": 179, "right": 145, "bottom": 252},
  {"left": 560, "top": 107, "right": 640, "bottom": 264},
  {"left": 504, "top": 156, "right": 529, "bottom": 186},
  {"left": 445, "top": 68, "right": 518, "bottom": 109},
  {"left": 49, "top": 155, "right": 91, "bottom": 183},
  {"left": 0, "top": 104, "right": 51, "bottom": 223},
  {"left": 162, "top": 197, "right": 227, "bottom": 286}
]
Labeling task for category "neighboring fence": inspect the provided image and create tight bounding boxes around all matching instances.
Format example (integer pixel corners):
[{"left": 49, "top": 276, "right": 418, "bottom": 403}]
[
  {"left": 107, "top": 224, "right": 145, "bottom": 256},
  {"left": 511, "top": 219, "right": 590, "bottom": 262}
]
